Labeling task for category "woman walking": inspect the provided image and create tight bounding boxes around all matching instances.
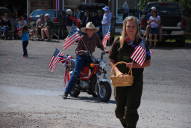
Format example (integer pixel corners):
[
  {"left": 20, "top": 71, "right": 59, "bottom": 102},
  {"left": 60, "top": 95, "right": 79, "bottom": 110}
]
[
  {"left": 147, "top": 7, "right": 161, "bottom": 48},
  {"left": 109, "top": 16, "right": 151, "bottom": 128}
]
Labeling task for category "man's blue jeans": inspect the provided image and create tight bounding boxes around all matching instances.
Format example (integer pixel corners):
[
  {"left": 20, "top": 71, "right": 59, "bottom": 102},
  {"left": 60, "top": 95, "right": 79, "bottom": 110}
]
[
  {"left": 102, "top": 24, "right": 111, "bottom": 37},
  {"left": 64, "top": 55, "right": 92, "bottom": 94}
]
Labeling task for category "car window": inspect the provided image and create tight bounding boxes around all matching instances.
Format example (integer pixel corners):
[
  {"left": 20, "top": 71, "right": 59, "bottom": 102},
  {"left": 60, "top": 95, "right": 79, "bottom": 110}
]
[
  {"left": 46, "top": 10, "right": 56, "bottom": 17},
  {"left": 30, "top": 10, "right": 46, "bottom": 17}
]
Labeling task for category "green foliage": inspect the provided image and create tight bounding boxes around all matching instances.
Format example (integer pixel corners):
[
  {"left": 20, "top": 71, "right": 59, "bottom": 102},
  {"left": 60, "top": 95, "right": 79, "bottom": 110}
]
[{"left": 138, "top": 0, "right": 150, "bottom": 10}]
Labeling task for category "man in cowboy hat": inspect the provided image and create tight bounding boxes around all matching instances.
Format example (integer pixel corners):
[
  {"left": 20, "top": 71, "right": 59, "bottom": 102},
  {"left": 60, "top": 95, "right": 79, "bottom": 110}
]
[{"left": 63, "top": 22, "right": 105, "bottom": 99}]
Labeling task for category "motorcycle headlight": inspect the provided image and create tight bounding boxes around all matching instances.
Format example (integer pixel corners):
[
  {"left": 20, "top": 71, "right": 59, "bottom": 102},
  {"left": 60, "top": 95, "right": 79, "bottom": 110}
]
[
  {"left": 90, "top": 63, "right": 95, "bottom": 68},
  {"left": 100, "top": 61, "right": 106, "bottom": 69}
]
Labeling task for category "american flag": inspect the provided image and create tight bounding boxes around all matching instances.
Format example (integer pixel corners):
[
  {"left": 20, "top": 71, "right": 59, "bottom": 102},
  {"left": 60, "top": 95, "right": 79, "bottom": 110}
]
[
  {"left": 130, "top": 41, "right": 146, "bottom": 66},
  {"left": 49, "top": 48, "right": 64, "bottom": 72},
  {"left": 63, "top": 26, "right": 83, "bottom": 50},
  {"left": 64, "top": 71, "right": 70, "bottom": 86},
  {"left": 102, "top": 31, "right": 110, "bottom": 48}
]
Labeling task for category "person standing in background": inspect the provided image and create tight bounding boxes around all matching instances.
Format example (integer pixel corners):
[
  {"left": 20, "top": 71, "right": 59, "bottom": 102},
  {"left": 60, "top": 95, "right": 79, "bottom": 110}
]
[
  {"left": 21, "top": 26, "right": 29, "bottom": 57},
  {"left": 1, "top": 12, "right": 11, "bottom": 39},
  {"left": 147, "top": 7, "right": 160, "bottom": 48},
  {"left": 80, "top": 11, "right": 89, "bottom": 28},
  {"left": 16, "top": 16, "right": 27, "bottom": 38},
  {"left": 65, "top": 9, "right": 74, "bottom": 33},
  {"left": 92, "top": 11, "right": 103, "bottom": 39},
  {"left": 101, "top": 6, "right": 112, "bottom": 38}
]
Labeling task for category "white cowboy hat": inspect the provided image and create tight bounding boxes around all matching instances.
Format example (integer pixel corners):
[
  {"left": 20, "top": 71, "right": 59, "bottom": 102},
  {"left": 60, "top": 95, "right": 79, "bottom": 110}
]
[{"left": 81, "top": 22, "right": 99, "bottom": 33}]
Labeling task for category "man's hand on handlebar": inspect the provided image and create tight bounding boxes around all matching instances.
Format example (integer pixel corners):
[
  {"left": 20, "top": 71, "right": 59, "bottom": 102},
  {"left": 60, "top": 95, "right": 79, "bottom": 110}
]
[{"left": 76, "top": 50, "right": 88, "bottom": 55}]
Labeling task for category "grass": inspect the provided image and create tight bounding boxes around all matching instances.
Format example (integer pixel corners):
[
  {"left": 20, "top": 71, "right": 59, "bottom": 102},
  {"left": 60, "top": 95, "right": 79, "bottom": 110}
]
[
  {"left": 186, "top": 39, "right": 191, "bottom": 43},
  {"left": 161, "top": 39, "right": 191, "bottom": 43}
]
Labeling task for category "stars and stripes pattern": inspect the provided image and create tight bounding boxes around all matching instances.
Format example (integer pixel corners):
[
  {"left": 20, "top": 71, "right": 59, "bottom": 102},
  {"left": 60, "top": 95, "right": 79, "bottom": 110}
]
[
  {"left": 102, "top": 31, "right": 110, "bottom": 48},
  {"left": 130, "top": 41, "right": 146, "bottom": 66},
  {"left": 49, "top": 48, "right": 64, "bottom": 72},
  {"left": 63, "top": 26, "right": 83, "bottom": 50}
]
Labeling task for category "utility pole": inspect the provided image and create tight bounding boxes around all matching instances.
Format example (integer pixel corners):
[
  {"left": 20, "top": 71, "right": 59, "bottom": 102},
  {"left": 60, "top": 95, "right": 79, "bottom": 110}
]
[
  {"left": 62, "top": 0, "right": 64, "bottom": 10},
  {"left": 109, "top": 0, "right": 116, "bottom": 45}
]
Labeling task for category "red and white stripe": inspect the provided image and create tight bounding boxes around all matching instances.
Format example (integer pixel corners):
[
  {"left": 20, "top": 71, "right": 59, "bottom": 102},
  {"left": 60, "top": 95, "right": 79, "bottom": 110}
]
[
  {"left": 64, "top": 71, "right": 70, "bottom": 86},
  {"left": 102, "top": 32, "right": 110, "bottom": 48},
  {"left": 49, "top": 52, "right": 64, "bottom": 72},
  {"left": 63, "top": 32, "right": 82, "bottom": 50},
  {"left": 130, "top": 45, "right": 146, "bottom": 66}
]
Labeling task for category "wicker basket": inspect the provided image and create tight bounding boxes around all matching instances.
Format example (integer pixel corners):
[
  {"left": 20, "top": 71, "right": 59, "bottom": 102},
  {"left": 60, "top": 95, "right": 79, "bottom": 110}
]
[{"left": 110, "top": 61, "right": 134, "bottom": 87}]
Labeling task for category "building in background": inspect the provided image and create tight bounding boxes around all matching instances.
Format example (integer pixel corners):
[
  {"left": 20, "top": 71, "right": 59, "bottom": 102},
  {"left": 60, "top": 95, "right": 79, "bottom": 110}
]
[
  {"left": 29, "top": 0, "right": 51, "bottom": 11},
  {"left": 0, "top": 0, "right": 27, "bottom": 17},
  {"left": 0, "top": 0, "right": 137, "bottom": 16}
]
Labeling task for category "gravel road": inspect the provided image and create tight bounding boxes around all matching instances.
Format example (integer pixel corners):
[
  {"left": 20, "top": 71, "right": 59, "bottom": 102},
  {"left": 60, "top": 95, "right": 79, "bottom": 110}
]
[{"left": 0, "top": 40, "right": 191, "bottom": 128}]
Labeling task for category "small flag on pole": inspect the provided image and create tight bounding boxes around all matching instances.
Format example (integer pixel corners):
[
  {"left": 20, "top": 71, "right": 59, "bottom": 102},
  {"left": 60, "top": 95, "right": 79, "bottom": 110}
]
[
  {"left": 49, "top": 48, "right": 64, "bottom": 72},
  {"left": 130, "top": 41, "right": 146, "bottom": 66},
  {"left": 102, "top": 31, "right": 110, "bottom": 48},
  {"left": 63, "top": 26, "right": 83, "bottom": 50}
]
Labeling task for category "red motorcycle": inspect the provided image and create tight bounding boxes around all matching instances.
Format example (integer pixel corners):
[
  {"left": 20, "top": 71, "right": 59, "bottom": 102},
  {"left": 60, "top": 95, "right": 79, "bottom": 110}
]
[{"left": 60, "top": 52, "right": 112, "bottom": 102}]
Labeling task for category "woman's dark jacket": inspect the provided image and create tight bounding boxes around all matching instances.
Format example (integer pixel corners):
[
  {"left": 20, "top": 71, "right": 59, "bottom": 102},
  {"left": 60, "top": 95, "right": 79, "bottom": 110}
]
[{"left": 109, "top": 37, "right": 151, "bottom": 74}]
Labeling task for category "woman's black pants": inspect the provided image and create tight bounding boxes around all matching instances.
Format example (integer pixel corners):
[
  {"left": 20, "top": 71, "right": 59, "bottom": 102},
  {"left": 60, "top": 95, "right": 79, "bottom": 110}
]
[{"left": 114, "top": 71, "right": 143, "bottom": 128}]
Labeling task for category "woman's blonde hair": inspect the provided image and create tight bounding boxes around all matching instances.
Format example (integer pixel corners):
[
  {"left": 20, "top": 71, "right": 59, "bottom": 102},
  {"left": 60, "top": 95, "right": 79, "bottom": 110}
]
[{"left": 119, "top": 16, "right": 141, "bottom": 48}]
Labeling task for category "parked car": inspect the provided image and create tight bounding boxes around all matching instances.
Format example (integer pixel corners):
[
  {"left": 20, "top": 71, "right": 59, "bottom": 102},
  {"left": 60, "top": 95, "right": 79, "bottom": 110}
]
[{"left": 140, "top": 2, "right": 186, "bottom": 45}]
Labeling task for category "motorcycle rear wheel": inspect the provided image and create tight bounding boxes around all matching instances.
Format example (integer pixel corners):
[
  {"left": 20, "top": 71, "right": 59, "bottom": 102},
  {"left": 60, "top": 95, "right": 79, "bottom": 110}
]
[
  {"left": 96, "top": 81, "right": 112, "bottom": 102},
  {"left": 70, "top": 87, "right": 80, "bottom": 97}
]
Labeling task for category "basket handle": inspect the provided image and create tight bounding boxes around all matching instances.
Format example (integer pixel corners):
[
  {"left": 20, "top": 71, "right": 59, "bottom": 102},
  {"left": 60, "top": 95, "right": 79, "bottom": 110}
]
[{"left": 111, "top": 61, "right": 133, "bottom": 76}]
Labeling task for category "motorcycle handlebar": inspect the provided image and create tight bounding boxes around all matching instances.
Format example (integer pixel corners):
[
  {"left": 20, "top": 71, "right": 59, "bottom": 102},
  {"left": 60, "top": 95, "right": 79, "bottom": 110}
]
[
  {"left": 59, "top": 55, "right": 74, "bottom": 63},
  {"left": 101, "top": 52, "right": 105, "bottom": 60},
  {"left": 101, "top": 50, "right": 109, "bottom": 60}
]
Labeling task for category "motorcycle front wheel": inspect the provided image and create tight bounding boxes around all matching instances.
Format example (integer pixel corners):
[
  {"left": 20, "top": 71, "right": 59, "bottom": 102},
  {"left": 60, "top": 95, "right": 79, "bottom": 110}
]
[{"left": 96, "top": 81, "right": 112, "bottom": 102}]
